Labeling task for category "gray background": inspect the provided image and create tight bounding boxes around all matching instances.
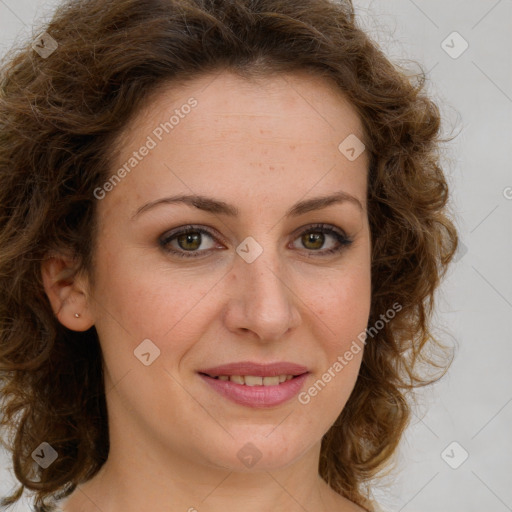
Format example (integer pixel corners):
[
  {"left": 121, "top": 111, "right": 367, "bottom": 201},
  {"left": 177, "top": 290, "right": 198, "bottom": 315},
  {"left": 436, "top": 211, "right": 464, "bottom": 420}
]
[{"left": 0, "top": 0, "right": 511, "bottom": 511}]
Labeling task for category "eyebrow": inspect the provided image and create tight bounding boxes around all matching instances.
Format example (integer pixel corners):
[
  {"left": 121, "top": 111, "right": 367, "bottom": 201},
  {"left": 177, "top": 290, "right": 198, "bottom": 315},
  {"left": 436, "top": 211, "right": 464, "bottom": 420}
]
[{"left": 131, "top": 191, "right": 364, "bottom": 220}]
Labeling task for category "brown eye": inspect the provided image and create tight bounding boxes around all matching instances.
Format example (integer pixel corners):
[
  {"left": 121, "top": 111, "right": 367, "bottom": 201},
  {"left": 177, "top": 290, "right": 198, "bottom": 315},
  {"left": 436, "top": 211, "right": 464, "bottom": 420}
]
[
  {"left": 159, "top": 223, "right": 353, "bottom": 260},
  {"left": 301, "top": 232, "right": 325, "bottom": 250},
  {"left": 291, "top": 224, "right": 353, "bottom": 256},
  {"left": 176, "top": 232, "right": 202, "bottom": 251},
  {"left": 160, "top": 226, "right": 219, "bottom": 258}
]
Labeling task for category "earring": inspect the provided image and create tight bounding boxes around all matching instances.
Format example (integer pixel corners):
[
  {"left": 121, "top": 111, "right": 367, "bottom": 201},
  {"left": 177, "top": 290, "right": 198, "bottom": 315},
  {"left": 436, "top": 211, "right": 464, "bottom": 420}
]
[{"left": 74, "top": 313, "right": 81, "bottom": 318}]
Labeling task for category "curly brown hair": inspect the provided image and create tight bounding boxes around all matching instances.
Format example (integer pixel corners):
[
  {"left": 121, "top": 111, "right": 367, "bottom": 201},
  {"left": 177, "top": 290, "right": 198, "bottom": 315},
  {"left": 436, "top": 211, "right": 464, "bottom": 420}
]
[{"left": 0, "top": 0, "right": 458, "bottom": 510}]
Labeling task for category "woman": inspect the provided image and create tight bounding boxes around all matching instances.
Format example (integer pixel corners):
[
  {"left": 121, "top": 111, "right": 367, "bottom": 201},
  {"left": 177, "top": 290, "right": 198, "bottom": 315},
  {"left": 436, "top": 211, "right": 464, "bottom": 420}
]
[{"left": 0, "top": 0, "right": 458, "bottom": 511}]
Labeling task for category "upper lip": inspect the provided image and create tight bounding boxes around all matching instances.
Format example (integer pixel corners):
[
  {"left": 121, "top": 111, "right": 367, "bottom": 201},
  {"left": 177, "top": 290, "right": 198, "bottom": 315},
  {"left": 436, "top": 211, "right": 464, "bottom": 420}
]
[{"left": 198, "top": 361, "right": 309, "bottom": 377}]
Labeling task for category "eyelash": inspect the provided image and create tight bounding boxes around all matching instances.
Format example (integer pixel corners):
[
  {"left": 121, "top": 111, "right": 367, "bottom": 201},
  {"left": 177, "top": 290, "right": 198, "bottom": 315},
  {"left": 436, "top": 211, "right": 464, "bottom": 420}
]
[{"left": 159, "top": 223, "right": 353, "bottom": 259}]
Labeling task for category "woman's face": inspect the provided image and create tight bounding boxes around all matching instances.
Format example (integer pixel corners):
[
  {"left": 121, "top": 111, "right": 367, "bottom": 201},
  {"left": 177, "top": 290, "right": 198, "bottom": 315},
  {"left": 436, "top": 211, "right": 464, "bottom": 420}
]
[{"left": 86, "top": 70, "right": 371, "bottom": 472}]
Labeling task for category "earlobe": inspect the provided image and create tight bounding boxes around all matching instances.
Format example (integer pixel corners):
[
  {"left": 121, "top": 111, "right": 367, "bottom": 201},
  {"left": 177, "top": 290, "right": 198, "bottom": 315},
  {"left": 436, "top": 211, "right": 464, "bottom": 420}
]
[{"left": 41, "top": 255, "right": 95, "bottom": 332}]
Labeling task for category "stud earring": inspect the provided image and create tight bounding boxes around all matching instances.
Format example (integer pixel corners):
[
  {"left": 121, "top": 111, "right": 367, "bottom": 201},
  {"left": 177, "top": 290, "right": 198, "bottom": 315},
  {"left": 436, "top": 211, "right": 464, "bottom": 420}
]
[{"left": 74, "top": 313, "right": 81, "bottom": 318}]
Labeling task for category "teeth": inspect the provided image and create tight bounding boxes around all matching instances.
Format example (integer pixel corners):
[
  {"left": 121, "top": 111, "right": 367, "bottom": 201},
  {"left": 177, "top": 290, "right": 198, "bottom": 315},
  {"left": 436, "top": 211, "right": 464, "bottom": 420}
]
[
  {"left": 245, "top": 376, "right": 263, "bottom": 386},
  {"left": 211, "top": 374, "right": 296, "bottom": 385}
]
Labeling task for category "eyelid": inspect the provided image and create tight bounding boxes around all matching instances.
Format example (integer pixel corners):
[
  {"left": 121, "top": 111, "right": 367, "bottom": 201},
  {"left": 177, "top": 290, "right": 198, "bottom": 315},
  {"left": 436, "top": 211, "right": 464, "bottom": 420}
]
[
  {"left": 289, "top": 223, "right": 353, "bottom": 256},
  {"left": 159, "top": 225, "right": 225, "bottom": 253},
  {"left": 290, "top": 222, "right": 348, "bottom": 239},
  {"left": 159, "top": 223, "right": 353, "bottom": 258}
]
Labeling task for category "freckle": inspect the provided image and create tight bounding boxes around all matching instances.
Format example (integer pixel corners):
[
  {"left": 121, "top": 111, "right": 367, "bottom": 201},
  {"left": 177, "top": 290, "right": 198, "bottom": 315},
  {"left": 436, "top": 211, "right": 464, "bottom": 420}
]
[
  {"left": 269, "top": 166, "right": 275, "bottom": 171},
  {"left": 290, "top": 145, "right": 296, "bottom": 150}
]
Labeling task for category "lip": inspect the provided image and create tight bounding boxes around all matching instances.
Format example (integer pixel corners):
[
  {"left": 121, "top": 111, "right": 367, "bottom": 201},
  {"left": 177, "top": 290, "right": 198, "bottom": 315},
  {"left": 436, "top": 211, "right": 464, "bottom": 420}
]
[
  {"left": 199, "top": 373, "right": 309, "bottom": 408},
  {"left": 198, "top": 361, "right": 309, "bottom": 377},
  {"left": 197, "top": 361, "right": 310, "bottom": 409}
]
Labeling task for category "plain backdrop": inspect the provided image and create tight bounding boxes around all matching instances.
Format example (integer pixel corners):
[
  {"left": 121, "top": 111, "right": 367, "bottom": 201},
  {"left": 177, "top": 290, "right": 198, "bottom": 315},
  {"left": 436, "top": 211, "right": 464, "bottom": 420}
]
[{"left": 0, "top": 1, "right": 511, "bottom": 511}]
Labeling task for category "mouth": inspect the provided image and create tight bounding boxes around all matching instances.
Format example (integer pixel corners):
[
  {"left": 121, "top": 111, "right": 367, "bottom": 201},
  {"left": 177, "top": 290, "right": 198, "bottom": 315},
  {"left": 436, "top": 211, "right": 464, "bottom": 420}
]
[
  {"left": 199, "top": 373, "right": 305, "bottom": 386},
  {"left": 197, "top": 362, "right": 310, "bottom": 408}
]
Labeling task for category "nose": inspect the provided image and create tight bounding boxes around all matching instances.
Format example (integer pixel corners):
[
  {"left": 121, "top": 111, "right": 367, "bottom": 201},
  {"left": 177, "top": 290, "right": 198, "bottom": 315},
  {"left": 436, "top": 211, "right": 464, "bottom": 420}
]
[{"left": 222, "top": 244, "right": 301, "bottom": 343}]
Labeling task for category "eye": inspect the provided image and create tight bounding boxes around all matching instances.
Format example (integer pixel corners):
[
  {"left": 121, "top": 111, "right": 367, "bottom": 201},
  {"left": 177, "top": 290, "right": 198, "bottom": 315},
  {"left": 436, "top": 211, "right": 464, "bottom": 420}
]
[
  {"left": 159, "top": 223, "right": 353, "bottom": 259},
  {"left": 290, "top": 223, "right": 353, "bottom": 257},
  {"left": 159, "top": 225, "right": 221, "bottom": 258}
]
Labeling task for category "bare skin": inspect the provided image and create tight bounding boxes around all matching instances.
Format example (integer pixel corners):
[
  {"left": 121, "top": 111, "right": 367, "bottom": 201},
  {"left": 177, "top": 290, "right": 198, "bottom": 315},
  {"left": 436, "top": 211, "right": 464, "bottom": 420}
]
[{"left": 42, "top": 70, "right": 371, "bottom": 512}]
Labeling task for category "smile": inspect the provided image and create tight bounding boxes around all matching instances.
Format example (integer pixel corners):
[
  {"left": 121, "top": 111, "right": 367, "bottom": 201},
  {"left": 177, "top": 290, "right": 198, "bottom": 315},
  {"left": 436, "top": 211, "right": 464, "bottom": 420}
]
[
  {"left": 204, "top": 374, "right": 296, "bottom": 385},
  {"left": 197, "top": 361, "right": 310, "bottom": 407}
]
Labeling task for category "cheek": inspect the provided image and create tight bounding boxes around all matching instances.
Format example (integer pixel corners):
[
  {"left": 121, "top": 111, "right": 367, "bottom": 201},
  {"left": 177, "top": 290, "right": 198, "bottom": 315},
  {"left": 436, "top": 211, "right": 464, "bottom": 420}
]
[
  {"left": 309, "top": 264, "right": 371, "bottom": 331},
  {"left": 90, "top": 244, "right": 217, "bottom": 360},
  {"left": 304, "top": 262, "right": 370, "bottom": 394},
  {"left": 309, "top": 227, "right": 372, "bottom": 326},
  {"left": 298, "top": 273, "right": 369, "bottom": 423}
]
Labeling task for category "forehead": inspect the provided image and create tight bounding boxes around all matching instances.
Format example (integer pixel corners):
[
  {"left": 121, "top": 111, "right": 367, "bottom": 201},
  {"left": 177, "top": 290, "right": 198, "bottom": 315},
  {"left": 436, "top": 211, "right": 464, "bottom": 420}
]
[
  {"left": 100, "top": 70, "right": 368, "bottom": 219},
  {"left": 150, "top": 70, "right": 362, "bottom": 137},
  {"left": 118, "top": 69, "right": 365, "bottom": 145}
]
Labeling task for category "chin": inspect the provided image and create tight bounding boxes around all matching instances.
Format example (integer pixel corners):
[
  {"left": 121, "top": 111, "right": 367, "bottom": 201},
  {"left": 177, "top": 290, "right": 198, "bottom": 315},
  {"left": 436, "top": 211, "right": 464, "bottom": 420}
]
[{"left": 200, "top": 430, "right": 313, "bottom": 472}]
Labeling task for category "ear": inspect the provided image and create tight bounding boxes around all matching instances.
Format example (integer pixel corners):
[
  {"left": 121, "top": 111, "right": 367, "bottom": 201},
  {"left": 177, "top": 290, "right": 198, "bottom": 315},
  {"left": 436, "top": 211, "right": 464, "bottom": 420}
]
[{"left": 41, "top": 253, "right": 95, "bottom": 332}]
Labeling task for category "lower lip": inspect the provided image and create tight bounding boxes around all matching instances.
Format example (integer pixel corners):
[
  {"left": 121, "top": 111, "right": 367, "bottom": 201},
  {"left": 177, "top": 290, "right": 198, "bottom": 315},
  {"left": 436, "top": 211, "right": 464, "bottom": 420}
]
[{"left": 199, "top": 373, "right": 309, "bottom": 408}]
